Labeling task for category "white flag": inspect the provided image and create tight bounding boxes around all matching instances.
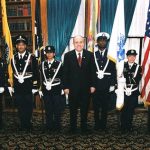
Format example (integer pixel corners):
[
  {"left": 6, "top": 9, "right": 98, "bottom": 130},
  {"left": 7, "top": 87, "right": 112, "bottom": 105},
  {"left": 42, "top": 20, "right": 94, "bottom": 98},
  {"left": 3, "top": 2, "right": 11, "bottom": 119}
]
[
  {"left": 108, "top": 0, "right": 125, "bottom": 110},
  {"left": 61, "top": 0, "right": 85, "bottom": 61}
]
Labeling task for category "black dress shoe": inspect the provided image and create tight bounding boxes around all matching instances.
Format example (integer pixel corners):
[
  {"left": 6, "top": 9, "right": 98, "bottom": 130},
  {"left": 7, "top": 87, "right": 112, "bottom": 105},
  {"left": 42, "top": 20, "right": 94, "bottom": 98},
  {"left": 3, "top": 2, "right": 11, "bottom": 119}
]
[
  {"left": 127, "top": 127, "right": 134, "bottom": 132},
  {"left": 100, "top": 125, "right": 107, "bottom": 130},
  {"left": 94, "top": 124, "right": 100, "bottom": 130},
  {"left": 121, "top": 129, "right": 128, "bottom": 134},
  {"left": 53, "top": 126, "right": 62, "bottom": 133},
  {"left": 67, "top": 128, "right": 77, "bottom": 134},
  {"left": 81, "top": 128, "right": 91, "bottom": 134},
  {"left": 120, "top": 127, "right": 128, "bottom": 134},
  {"left": 0, "top": 123, "right": 3, "bottom": 130}
]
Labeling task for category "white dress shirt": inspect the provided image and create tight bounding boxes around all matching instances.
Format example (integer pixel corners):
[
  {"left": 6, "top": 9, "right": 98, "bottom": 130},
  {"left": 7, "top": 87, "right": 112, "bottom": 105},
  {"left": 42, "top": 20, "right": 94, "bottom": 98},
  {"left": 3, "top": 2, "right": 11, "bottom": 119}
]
[
  {"left": 128, "top": 62, "right": 134, "bottom": 69},
  {"left": 18, "top": 51, "right": 26, "bottom": 59},
  {"left": 47, "top": 58, "right": 54, "bottom": 68},
  {"left": 99, "top": 48, "right": 106, "bottom": 57},
  {"left": 75, "top": 50, "right": 83, "bottom": 58}
]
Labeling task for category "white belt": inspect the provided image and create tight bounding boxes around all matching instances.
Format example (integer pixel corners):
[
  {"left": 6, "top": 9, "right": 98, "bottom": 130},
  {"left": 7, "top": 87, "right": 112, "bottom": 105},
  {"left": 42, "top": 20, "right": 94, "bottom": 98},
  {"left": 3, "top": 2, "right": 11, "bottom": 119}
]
[
  {"left": 14, "top": 74, "right": 32, "bottom": 80},
  {"left": 124, "top": 86, "right": 138, "bottom": 96},
  {"left": 44, "top": 82, "right": 60, "bottom": 87},
  {"left": 96, "top": 71, "right": 111, "bottom": 79},
  {"left": 43, "top": 81, "right": 61, "bottom": 91}
]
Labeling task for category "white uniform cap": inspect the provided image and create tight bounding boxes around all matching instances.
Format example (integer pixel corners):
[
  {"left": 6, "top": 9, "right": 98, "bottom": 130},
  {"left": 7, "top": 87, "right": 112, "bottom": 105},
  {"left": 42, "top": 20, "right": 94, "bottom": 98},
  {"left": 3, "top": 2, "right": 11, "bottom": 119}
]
[{"left": 96, "top": 32, "right": 110, "bottom": 40}]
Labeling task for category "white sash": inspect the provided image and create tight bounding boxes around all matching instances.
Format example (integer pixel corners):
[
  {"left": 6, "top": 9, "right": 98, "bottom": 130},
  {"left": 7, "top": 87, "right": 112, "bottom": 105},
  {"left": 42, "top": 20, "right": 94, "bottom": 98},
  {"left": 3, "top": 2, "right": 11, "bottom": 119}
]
[
  {"left": 12, "top": 53, "right": 32, "bottom": 83},
  {"left": 94, "top": 50, "right": 111, "bottom": 79},
  {"left": 42, "top": 61, "right": 62, "bottom": 91}
]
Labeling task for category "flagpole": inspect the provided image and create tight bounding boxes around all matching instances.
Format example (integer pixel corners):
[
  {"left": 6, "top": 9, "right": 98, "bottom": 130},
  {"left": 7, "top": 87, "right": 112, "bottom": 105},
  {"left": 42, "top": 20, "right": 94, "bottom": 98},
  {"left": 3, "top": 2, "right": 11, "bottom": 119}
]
[{"left": 39, "top": 48, "right": 45, "bottom": 130}]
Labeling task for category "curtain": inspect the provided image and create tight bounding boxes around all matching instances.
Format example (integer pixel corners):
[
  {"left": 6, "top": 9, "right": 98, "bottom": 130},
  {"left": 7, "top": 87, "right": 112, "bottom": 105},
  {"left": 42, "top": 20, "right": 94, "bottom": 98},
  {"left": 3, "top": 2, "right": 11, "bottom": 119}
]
[
  {"left": 47, "top": 0, "right": 81, "bottom": 60},
  {"left": 100, "top": 0, "right": 118, "bottom": 35},
  {"left": 124, "top": 0, "right": 137, "bottom": 37}
]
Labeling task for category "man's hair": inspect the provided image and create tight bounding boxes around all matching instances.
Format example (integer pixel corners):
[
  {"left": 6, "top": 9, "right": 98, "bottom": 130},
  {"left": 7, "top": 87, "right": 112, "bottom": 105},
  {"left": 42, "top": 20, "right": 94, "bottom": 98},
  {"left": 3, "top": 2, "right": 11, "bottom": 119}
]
[{"left": 73, "top": 35, "right": 85, "bottom": 43}]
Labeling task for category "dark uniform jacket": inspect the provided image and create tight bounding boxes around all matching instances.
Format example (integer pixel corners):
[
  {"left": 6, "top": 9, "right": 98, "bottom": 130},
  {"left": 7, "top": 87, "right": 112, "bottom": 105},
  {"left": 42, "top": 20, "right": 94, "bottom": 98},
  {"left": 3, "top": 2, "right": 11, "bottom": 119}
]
[
  {"left": 123, "top": 62, "right": 142, "bottom": 96},
  {"left": 11, "top": 51, "right": 39, "bottom": 94},
  {"left": 40, "top": 59, "right": 63, "bottom": 95},
  {"left": 63, "top": 49, "right": 96, "bottom": 93},
  {"left": 95, "top": 49, "right": 117, "bottom": 91}
]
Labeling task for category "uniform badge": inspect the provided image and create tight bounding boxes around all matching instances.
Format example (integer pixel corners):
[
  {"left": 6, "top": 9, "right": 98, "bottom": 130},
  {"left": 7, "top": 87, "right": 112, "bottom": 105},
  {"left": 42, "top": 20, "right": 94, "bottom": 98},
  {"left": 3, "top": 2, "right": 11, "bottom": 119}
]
[{"left": 131, "top": 50, "right": 134, "bottom": 53}]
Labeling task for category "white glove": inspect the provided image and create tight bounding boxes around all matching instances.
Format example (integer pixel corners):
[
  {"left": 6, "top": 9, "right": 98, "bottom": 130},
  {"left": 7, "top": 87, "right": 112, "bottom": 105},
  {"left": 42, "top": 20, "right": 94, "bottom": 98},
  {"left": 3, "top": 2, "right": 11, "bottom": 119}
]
[
  {"left": 125, "top": 88, "right": 132, "bottom": 96},
  {"left": 61, "top": 90, "right": 64, "bottom": 95},
  {"left": 65, "top": 94, "right": 69, "bottom": 105},
  {"left": 109, "top": 86, "right": 115, "bottom": 92},
  {"left": 39, "top": 91, "right": 43, "bottom": 98},
  {"left": 0, "top": 87, "right": 4, "bottom": 93},
  {"left": 32, "top": 89, "right": 38, "bottom": 94},
  {"left": 8, "top": 87, "right": 14, "bottom": 97},
  {"left": 115, "top": 89, "right": 118, "bottom": 94},
  {"left": 118, "top": 76, "right": 126, "bottom": 83}
]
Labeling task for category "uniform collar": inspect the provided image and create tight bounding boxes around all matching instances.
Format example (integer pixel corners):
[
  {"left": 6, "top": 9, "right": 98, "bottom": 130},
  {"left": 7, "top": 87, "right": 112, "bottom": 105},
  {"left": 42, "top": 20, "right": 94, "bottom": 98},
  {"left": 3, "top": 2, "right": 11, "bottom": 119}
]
[
  {"left": 47, "top": 58, "right": 54, "bottom": 64},
  {"left": 18, "top": 50, "right": 26, "bottom": 59},
  {"left": 128, "top": 62, "right": 134, "bottom": 68},
  {"left": 99, "top": 48, "right": 106, "bottom": 56}
]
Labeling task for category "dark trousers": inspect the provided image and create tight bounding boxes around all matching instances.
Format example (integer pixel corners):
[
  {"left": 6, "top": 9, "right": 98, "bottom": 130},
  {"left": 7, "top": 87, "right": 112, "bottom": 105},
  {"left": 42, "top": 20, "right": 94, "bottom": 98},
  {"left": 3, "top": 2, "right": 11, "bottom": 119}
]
[
  {"left": 43, "top": 94, "right": 63, "bottom": 129},
  {"left": 0, "top": 94, "right": 3, "bottom": 126},
  {"left": 69, "top": 90, "right": 90, "bottom": 130},
  {"left": 93, "top": 90, "right": 110, "bottom": 128},
  {"left": 120, "top": 95, "right": 137, "bottom": 130},
  {"left": 14, "top": 93, "right": 33, "bottom": 129}
]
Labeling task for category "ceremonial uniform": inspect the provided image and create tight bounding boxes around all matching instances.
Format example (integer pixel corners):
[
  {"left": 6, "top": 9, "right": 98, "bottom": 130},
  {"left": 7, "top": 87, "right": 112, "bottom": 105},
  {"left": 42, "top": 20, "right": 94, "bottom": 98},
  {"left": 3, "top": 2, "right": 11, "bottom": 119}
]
[
  {"left": 10, "top": 35, "right": 39, "bottom": 130},
  {"left": 93, "top": 32, "right": 117, "bottom": 130},
  {"left": 120, "top": 50, "right": 142, "bottom": 131},
  {"left": 40, "top": 46, "right": 64, "bottom": 131},
  {"left": 0, "top": 59, "right": 5, "bottom": 128}
]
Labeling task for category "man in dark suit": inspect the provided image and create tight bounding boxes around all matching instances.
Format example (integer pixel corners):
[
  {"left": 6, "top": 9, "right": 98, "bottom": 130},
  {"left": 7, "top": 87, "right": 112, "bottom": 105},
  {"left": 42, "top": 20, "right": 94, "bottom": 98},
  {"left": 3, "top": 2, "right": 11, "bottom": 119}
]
[
  {"left": 8, "top": 35, "right": 39, "bottom": 131},
  {"left": 93, "top": 32, "right": 117, "bottom": 130},
  {"left": 63, "top": 35, "right": 96, "bottom": 133},
  {"left": 0, "top": 58, "right": 5, "bottom": 129}
]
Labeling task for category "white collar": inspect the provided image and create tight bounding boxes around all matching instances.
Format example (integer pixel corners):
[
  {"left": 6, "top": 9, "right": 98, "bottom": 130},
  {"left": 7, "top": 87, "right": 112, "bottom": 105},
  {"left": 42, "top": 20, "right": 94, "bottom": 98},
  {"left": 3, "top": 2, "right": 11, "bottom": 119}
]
[
  {"left": 128, "top": 62, "right": 134, "bottom": 67},
  {"left": 99, "top": 48, "right": 106, "bottom": 56},
  {"left": 47, "top": 58, "right": 54, "bottom": 64},
  {"left": 75, "top": 50, "right": 83, "bottom": 58},
  {"left": 18, "top": 51, "right": 26, "bottom": 59}
]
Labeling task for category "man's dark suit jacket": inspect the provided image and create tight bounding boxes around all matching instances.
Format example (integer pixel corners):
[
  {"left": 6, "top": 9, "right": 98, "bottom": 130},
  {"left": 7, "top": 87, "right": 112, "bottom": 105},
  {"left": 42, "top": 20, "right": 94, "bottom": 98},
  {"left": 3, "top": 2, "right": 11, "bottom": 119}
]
[{"left": 63, "top": 49, "right": 96, "bottom": 93}]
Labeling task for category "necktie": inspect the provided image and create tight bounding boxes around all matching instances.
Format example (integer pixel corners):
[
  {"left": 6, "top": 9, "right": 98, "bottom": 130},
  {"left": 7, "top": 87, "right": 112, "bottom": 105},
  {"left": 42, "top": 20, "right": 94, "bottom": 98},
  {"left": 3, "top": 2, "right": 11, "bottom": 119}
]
[
  {"left": 48, "top": 62, "right": 51, "bottom": 68},
  {"left": 78, "top": 53, "right": 82, "bottom": 66},
  {"left": 20, "top": 54, "right": 23, "bottom": 60},
  {"left": 100, "top": 52, "right": 103, "bottom": 58},
  {"left": 100, "top": 51, "right": 103, "bottom": 59},
  {"left": 129, "top": 65, "right": 132, "bottom": 69}
]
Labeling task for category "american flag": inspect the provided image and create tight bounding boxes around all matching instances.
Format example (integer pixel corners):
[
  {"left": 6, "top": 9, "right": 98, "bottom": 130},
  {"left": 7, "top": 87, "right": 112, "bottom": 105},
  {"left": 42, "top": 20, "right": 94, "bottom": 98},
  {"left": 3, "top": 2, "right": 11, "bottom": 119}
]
[{"left": 141, "top": 4, "right": 150, "bottom": 104}]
